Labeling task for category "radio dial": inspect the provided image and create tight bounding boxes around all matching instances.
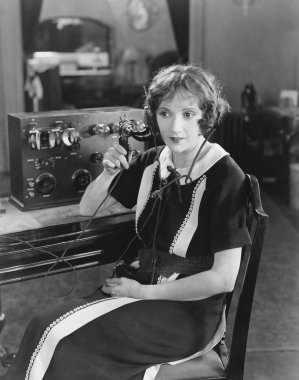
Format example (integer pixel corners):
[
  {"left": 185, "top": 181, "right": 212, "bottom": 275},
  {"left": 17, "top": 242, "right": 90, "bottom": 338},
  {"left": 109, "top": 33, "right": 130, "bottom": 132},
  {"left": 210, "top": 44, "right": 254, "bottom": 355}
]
[
  {"left": 72, "top": 169, "right": 92, "bottom": 191},
  {"left": 35, "top": 173, "right": 56, "bottom": 195},
  {"left": 62, "top": 127, "right": 80, "bottom": 146}
]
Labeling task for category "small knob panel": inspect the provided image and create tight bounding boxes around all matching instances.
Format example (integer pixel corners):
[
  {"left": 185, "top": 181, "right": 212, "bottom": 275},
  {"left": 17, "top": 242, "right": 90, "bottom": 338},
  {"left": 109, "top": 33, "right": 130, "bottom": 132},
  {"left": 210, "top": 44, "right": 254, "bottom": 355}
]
[{"left": 35, "top": 157, "right": 55, "bottom": 170}]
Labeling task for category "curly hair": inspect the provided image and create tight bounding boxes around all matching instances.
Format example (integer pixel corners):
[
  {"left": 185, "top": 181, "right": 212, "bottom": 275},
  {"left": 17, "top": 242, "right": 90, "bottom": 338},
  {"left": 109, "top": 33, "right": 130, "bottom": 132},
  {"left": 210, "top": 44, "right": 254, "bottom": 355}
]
[{"left": 144, "top": 64, "right": 230, "bottom": 137}]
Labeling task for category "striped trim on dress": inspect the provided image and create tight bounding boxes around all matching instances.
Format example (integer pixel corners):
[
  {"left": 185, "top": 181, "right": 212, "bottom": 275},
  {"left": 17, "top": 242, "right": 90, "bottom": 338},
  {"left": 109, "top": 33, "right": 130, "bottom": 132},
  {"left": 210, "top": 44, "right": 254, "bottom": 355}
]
[{"left": 26, "top": 297, "right": 140, "bottom": 380}]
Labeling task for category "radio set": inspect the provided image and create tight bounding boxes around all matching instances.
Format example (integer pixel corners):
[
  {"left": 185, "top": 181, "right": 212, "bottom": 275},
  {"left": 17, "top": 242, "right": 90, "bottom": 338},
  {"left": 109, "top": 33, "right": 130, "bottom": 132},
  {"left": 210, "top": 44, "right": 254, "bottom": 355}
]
[{"left": 8, "top": 107, "right": 147, "bottom": 211}]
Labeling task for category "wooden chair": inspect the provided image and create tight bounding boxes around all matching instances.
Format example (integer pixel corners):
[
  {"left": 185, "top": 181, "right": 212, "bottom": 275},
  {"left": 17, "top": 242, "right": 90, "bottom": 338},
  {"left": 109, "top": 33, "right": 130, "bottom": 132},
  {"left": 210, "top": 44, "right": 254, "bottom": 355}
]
[{"left": 155, "top": 174, "right": 269, "bottom": 380}]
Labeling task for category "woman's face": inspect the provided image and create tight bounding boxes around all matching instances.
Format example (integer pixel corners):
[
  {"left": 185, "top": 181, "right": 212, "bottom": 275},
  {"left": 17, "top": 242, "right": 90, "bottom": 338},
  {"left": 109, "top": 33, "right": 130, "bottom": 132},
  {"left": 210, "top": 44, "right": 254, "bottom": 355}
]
[{"left": 156, "top": 90, "right": 203, "bottom": 158}]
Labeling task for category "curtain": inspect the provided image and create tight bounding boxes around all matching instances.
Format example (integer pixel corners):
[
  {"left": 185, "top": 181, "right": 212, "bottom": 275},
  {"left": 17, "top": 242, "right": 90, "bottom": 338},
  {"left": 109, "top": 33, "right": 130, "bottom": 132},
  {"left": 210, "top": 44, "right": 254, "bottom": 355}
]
[
  {"left": 21, "top": 0, "right": 43, "bottom": 54},
  {"left": 166, "top": 0, "right": 190, "bottom": 62},
  {"left": 21, "top": 0, "right": 62, "bottom": 111}
]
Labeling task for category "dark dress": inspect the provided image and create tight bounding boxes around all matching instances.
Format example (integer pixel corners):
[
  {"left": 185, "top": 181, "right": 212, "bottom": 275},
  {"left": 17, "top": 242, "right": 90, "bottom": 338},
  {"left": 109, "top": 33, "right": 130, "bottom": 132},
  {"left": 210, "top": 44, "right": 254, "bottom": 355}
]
[{"left": 5, "top": 143, "right": 251, "bottom": 380}]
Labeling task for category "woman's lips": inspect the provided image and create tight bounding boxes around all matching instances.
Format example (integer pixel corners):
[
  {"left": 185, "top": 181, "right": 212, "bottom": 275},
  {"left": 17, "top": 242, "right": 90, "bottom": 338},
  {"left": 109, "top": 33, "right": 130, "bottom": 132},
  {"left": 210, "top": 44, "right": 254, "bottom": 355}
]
[{"left": 170, "top": 137, "right": 184, "bottom": 143}]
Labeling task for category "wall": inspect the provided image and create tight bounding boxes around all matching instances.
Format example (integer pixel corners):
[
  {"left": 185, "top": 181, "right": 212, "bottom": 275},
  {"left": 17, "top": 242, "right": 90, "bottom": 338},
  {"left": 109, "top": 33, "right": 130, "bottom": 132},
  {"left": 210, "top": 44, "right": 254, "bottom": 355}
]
[
  {"left": 189, "top": 0, "right": 299, "bottom": 111},
  {"left": 0, "top": 0, "right": 24, "bottom": 174}
]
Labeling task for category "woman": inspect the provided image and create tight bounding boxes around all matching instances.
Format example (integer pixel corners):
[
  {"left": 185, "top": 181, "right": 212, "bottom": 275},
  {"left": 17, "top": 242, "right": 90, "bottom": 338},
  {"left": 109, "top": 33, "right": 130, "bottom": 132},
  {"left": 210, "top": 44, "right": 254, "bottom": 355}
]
[{"left": 5, "top": 64, "right": 251, "bottom": 380}]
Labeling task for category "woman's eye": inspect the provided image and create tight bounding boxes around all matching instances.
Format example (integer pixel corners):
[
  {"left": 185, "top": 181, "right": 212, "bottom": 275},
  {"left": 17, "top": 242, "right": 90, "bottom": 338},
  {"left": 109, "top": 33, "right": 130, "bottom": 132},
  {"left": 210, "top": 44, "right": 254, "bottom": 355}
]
[
  {"left": 158, "top": 110, "right": 169, "bottom": 117},
  {"left": 184, "top": 112, "right": 194, "bottom": 118}
]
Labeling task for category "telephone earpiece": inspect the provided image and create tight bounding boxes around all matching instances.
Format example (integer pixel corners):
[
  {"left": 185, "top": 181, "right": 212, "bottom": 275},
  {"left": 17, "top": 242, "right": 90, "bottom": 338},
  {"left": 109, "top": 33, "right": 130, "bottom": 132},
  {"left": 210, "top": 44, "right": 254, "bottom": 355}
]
[{"left": 118, "top": 116, "right": 153, "bottom": 159}]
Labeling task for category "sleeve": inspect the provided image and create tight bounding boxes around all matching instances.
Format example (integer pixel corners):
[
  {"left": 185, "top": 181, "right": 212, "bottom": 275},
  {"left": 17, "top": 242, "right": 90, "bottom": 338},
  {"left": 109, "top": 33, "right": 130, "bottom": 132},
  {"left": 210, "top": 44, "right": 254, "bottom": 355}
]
[
  {"left": 206, "top": 156, "right": 251, "bottom": 253},
  {"left": 108, "top": 148, "right": 156, "bottom": 209}
]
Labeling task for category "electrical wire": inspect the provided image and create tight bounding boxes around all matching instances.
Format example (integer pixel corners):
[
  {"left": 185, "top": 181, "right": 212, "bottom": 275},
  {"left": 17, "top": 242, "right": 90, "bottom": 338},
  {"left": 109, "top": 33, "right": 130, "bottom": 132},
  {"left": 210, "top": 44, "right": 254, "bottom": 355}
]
[
  {"left": 0, "top": 142, "right": 167, "bottom": 297},
  {"left": 0, "top": 170, "right": 125, "bottom": 298},
  {"left": 145, "top": 127, "right": 218, "bottom": 283},
  {"left": 185, "top": 127, "right": 217, "bottom": 184},
  {"left": 42, "top": 169, "right": 127, "bottom": 297},
  {"left": 149, "top": 185, "right": 163, "bottom": 284},
  {"left": 0, "top": 122, "right": 160, "bottom": 297},
  {"left": 0, "top": 236, "right": 77, "bottom": 296},
  {"left": 0, "top": 127, "right": 218, "bottom": 296}
]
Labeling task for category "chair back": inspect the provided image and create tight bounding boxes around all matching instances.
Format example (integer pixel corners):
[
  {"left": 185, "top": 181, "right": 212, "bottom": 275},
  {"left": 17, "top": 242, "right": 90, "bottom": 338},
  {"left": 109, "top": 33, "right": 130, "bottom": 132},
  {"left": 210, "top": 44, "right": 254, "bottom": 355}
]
[
  {"left": 223, "top": 174, "right": 269, "bottom": 380},
  {"left": 145, "top": 174, "right": 269, "bottom": 380}
]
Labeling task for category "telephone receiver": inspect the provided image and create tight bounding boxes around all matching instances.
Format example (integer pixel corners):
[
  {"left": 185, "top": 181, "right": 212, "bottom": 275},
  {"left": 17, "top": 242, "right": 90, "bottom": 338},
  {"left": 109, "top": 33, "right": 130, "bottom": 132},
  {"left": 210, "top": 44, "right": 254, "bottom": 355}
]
[{"left": 118, "top": 116, "right": 152, "bottom": 160}]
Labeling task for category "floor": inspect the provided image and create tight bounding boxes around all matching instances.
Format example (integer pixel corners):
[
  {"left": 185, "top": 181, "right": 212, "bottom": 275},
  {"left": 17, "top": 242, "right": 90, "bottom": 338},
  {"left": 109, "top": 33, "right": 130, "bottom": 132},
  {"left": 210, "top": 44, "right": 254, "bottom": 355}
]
[
  {"left": 243, "top": 188, "right": 299, "bottom": 380},
  {"left": 0, "top": 174, "right": 299, "bottom": 379}
]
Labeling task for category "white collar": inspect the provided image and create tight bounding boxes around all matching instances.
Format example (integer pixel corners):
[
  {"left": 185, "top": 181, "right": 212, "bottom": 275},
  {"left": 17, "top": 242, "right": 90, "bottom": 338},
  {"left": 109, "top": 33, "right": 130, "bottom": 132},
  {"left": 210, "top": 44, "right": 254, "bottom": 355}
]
[{"left": 159, "top": 142, "right": 229, "bottom": 184}]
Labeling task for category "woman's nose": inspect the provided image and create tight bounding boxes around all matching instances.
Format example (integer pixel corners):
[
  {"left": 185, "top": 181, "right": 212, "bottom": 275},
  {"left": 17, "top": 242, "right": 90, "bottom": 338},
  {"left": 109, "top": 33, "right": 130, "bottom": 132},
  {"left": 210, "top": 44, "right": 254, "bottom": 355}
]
[{"left": 170, "top": 115, "right": 182, "bottom": 133}]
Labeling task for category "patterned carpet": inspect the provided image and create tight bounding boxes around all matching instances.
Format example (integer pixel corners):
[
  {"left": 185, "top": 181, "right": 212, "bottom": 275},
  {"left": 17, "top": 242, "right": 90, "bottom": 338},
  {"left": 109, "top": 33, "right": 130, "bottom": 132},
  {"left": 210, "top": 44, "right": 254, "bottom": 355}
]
[{"left": 0, "top": 263, "right": 115, "bottom": 375}]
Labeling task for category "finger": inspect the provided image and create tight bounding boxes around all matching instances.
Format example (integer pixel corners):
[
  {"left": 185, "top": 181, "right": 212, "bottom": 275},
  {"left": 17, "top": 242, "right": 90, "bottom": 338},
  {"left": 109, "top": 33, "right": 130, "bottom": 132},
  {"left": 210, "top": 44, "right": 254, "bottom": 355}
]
[
  {"left": 118, "top": 154, "right": 129, "bottom": 169},
  {"left": 106, "top": 277, "right": 121, "bottom": 285},
  {"left": 106, "top": 147, "right": 128, "bottom": 170},
  {"left": 127, "top": 142, "right": 134, "bottom": 164},
  {"left": 108, "top": 285, "right": 121, "bottom": 298},
  {"left": 112, "top": 139, "right": 128, "bottom": 156},
  {"left": 102, "top": 159, "right": 116, "bottom": 170},
  {"left": 106, "top": 146, "right": 122, "bottom": 160},
  {"left": 101, "top": 284, "right": 113, "bottom": 295},
  {"left": 104, "top": 149, "right": 122, "bottom": 170},
  {"left": 107, "top": 152, "right": 127, "bottom": 170}
]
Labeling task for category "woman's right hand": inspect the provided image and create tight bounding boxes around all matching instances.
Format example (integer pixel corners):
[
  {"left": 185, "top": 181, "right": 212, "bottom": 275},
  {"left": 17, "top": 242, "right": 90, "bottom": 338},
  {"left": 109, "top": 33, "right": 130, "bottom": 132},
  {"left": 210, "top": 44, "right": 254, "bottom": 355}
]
[
  {"left": 102, "top": 139, "right": 131, "bottom": 173},
  {"left": 80, "top": 137, "right": 132, "bottom": 216}
]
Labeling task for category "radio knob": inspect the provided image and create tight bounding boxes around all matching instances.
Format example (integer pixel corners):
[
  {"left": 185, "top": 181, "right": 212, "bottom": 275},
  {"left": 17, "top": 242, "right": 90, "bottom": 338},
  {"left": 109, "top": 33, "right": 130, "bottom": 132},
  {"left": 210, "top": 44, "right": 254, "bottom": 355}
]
[
  {"left": 35, "top": 173, "right": 56, "bottom": 195},
  {"left": 64, "top": 142, "right": 81, "bottom": 153},
  {"left": 109, "top": 122, "right": 120, "bottom": 134},
  {"left": 72, "top": 169, "right": 92, "bottom": 191},
  {"left": 54, "top": 121, "right": 63, "bottom": 128},
  {"left": 90, "top": 152, "right": 103, "bottom": 163},
  {"left": 51, "top": 122, "right": 63, "bottom": 147},
  {"left": 131, "top": 149, "right": 139, "bottom": 160},
  {"left": 62, "top": 127, "right": 80, "bottom": 146},
  {"left": 28, "top": 129, "right": 41, "bottom": 150},
  {"left": 89, "top": 124, "right": 110, "bottom": 136}
]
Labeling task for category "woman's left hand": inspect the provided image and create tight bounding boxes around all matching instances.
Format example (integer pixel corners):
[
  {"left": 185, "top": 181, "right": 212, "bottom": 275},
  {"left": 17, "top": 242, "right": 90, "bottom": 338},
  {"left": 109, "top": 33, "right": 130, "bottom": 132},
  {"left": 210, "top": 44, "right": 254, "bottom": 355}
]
[{"left": 102, "top": 277, "right": 143, "bottom": 299}]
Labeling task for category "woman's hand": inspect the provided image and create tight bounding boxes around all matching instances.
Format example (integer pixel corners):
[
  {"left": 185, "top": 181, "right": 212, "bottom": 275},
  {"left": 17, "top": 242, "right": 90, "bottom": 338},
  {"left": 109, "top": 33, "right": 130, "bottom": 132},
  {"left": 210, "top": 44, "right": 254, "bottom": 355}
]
[
  {"left": 102, "top": 277, "right": 143, "bottom": 299},
  {"left": 102, "top": 138, "right": 132, "bottom": 173}
]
